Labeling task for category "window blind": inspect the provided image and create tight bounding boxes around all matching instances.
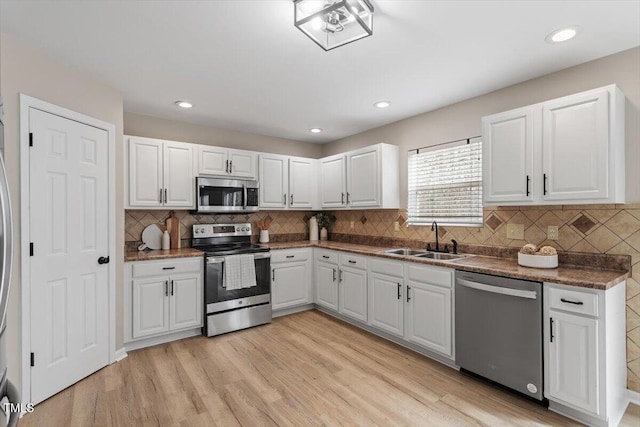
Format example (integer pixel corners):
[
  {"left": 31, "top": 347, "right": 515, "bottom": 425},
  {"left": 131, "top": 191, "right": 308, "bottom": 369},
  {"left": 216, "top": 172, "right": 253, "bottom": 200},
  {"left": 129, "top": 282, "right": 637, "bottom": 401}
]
[{"left": 407, "top": 138, "right": 483, "bottom": 226}]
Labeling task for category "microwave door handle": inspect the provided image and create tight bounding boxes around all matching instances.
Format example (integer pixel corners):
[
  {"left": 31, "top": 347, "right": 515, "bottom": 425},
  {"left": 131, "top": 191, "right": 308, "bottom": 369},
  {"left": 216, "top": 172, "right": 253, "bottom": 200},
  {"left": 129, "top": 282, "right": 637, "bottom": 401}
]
[{"left": 243, "top": 184, "right": 247, "bottom": 210}]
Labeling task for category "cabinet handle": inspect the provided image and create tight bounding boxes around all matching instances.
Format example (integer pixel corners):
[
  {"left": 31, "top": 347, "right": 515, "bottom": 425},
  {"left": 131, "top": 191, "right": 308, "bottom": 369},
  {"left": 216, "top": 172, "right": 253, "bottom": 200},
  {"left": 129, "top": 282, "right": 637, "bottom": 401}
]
[
  {"left": 229, "top": 160, "right": 232, "bottom": 173},
  {"left": 397, "top": 283, "right": 401, "bottom": 300},
  {"left": 549, "top": 317, "right": 554, "bottom": 342},
  {"left": 165, "top": 280, "right": 169, "bottom": 297},
  {"left": 332, "top": 268, "right": 336, "bottom": 282},
  {"left": 290, "top": 194, "right": 293, "bottom": 205},
  {"left": 164, "top": 188, "right": 167, "bottom": 203},
  {"left": 560, "top": 298, "right": 584, "bottom": 306},
  {"left": 286, "top": 255, "right": 295, "bottom": 259},
  {"left": 346, "top": 192, "right": 350, "bottom": 204},
  {"left": 341, "top": 192, "right": 344, "bottom": 204},
  {"left": 272, "top": 269, "right": 276, "bottom": 282},
  {"left": 526, "top": 175, "right": 530, "bottom": 197},
  {"left": 283, "top": 193, "right": 287, "bottom": 204},
  {"left": 406, "top": 285, "right": 411, "bottom": 302},
  {"left": 225, "top": 160, "right": 229, "bottom": 173},
  {"left": 162, "top": 267, "right": 175, "bottom": 270},
  {"left": 170, "top": 280, "right": 174, "bottom": 296},
  {"left": 543, "top": 173, "right": 547, "bottom": 195},
  {"left": 338, "top": 269, "right": 342, "bottom": 282},
  {"left": 348, "top": 260, "right": 356, "bottom": 264},
  {"left": 159, "top": 188, "right": 163, "bottom": 203},
  {"left": 322, "top": 255, "right": 330, "bottom": 259}
]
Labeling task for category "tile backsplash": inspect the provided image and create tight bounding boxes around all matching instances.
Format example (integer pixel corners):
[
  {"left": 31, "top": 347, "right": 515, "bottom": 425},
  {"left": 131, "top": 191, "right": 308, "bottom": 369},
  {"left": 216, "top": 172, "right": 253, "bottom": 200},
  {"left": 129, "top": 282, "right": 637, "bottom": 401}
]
[{"left": 125, "top": 203, "right": 640, "bottom": 392}]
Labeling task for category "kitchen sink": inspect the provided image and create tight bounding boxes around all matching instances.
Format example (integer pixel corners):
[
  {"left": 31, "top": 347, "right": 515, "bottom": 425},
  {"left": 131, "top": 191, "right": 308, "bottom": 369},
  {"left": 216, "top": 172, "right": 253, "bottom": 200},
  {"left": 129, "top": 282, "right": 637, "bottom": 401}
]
[
  {"left": 414, "top": 252, "right": 469, "bottom": 261},
  {"left": 384, "top": 248, "right": 428, "bottom": 256}
]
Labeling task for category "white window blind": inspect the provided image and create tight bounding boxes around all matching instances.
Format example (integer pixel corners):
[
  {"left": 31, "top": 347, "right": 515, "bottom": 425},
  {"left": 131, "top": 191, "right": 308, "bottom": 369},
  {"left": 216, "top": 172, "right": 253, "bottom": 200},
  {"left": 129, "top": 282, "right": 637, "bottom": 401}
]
[{"left": 408, "top": 137, "right": 483, "bottom": 226}]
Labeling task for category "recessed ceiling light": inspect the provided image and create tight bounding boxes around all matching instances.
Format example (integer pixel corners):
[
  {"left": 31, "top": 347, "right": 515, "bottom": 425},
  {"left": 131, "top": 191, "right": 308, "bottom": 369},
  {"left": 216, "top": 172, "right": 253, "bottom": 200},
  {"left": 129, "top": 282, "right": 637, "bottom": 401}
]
[
  {"left": 545, "top": 26, "right": 581, "bottom": 43},
  {"left": 309, "top": 128, "right": 322, "bottom": 133},
  {"left": 374, "top": 101, "right": 391, "bottom": 108},
  {"left": 175, "top": 101, "right": 193, "bottom": 108}
]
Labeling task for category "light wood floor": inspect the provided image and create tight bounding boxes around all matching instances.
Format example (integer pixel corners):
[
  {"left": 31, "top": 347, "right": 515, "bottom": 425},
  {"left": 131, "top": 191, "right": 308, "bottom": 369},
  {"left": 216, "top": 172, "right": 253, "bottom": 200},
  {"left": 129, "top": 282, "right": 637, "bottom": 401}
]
[{"left": 20, "top": 310, "right": 640, "bottom": 426}]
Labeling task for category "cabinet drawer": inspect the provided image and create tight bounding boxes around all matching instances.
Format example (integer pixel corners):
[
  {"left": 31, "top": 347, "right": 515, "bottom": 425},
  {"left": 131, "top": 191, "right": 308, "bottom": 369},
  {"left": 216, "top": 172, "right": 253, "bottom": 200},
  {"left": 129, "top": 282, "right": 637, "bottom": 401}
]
[
  {"left": 132, "top": 258, "right": 202, "bottom": 278},
  {"left": 548, "top": 286, "right": 598, "bottom": 317},
  {"left": 271, "top": 249, "right": 310, "bottom": 263},
  {"left": 340, "top": 253, "right": 367, "bottom": 270},
  {"left": 407, "top": 264, "right": 453, "bottom": 288},
  {"left": 316, "top": 249, "right": 339, "bottom": 264},
  {"left": 369, "top": 258, "right": 403, "bottom": 278}
]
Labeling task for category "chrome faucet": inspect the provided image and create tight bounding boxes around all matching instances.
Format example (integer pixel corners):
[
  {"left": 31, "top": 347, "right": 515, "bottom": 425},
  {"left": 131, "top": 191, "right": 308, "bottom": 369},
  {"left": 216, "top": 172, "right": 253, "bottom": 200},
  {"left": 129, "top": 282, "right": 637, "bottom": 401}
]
[{"left": 431, "top": 221, "right": 439, "bottom": 251}]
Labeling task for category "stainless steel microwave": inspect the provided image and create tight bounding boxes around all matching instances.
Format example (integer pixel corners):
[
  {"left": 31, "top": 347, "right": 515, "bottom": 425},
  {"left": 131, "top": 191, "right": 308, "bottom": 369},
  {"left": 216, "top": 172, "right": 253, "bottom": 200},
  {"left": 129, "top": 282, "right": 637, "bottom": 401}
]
[{"left": 196, "top": 177, "right": 259, "bottom": 213}]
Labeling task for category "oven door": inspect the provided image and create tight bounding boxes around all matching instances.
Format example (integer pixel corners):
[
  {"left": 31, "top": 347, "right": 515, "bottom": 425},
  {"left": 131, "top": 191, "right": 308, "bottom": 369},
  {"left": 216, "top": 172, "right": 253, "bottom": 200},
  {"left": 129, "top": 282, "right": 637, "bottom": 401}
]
[
  {"left": 197, "top": 177, "right": 259, "bottom": 213},
  {"left": 205, "top": 253, "right": 271, "bottom": 313}
]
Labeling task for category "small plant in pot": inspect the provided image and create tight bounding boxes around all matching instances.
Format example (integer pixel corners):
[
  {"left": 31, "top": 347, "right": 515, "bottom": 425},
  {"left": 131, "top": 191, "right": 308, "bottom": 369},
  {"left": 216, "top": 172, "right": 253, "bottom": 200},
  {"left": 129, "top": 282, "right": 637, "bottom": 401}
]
[{"left": 316, "top": 213, "right": 332, "bottom": 241}]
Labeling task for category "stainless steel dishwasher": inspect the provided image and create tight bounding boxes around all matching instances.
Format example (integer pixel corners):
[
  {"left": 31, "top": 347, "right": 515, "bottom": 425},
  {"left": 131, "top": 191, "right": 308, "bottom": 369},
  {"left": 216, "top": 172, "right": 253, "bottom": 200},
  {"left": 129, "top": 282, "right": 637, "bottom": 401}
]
[{"left": 455, "top": 270, "right": 544, "bottom": 402}]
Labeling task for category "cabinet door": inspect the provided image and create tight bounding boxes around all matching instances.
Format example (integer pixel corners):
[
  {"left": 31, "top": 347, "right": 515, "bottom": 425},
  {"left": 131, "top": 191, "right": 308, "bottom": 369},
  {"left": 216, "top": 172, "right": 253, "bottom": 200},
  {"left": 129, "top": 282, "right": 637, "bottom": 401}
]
[
  {"left": 132, "top": 277, "right": 169, "bottom": 338},
  {"left": 128, "top": 137, "right": 163, "bottom": 207},
  {"left": 259, "top": 155, "right": 288, "bottom": 209},
  {"left": 542, "top": 89, "right": 609, "bottom": 201},
  {"left": 482, "top": 108, "right": 535, "bottom": 204},
  {"left": 548, "top": 310, "right": 599, "bottom": 414},
  {"left": 163, "top": 141, "right": 194, "bottom": 208},
  {"left": 368, "top": 273, "right": 403, "bottom": 337},
  {"left": 272, "top": 261, "right": 310, "bottom": 310},
  {"left": 320, "top": 155, "right": 346, "bottom": 208},
  {"left": 339, "top": 266, "right": 367, "bottom": 322},
  {"left": 169, "top": 273, "right": 203, "bottom": 331},
  {"left": 347, "top": 146, "right": 380, "bottom": 207},
  {"left": 405, "top": 281, "right": 452, "bottom": 357},
  {"left": 198, "top": 145, "right": 229, "bottom": 176},
  {"left": 289, "top": 158, "right": 316, "bottom": 209},
  {"left": 315, "top": 261, "right": 338, "bottom": 311},
  {"left": 228, "top": 149, "right": 257, "bottom": 179}
]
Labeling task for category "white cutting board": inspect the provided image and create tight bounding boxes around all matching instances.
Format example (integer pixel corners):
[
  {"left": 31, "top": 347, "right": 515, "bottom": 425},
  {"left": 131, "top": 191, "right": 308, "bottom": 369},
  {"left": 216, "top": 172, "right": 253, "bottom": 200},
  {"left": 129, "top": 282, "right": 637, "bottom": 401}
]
[{"left": 139, "top": 224, "right": 163, "bottom": 250}]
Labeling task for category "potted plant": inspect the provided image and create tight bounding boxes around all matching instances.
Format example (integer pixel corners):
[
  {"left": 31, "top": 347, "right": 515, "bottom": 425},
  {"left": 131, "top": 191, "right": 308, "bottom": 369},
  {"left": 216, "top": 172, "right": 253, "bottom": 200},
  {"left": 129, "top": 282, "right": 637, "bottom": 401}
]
[{"left": 316, "top": 212, "right": 331, "bottom": 241}]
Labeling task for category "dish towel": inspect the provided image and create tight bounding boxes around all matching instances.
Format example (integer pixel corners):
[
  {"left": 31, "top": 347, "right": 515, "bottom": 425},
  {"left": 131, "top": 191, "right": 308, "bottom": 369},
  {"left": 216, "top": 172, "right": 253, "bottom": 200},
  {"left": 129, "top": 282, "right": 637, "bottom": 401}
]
[{"left": 224, "top": 255, "right": 257, "bottom": 290}]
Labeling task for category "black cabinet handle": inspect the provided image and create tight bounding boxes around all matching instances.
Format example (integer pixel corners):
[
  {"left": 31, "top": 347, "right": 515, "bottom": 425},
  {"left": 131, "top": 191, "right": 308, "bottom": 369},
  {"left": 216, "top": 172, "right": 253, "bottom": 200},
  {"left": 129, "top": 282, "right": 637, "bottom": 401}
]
[
  {"left": 543, "top": 173, "right": 548, "bottom": 195},
  {"left": 348, "top": 260, "right": 356, "bottom": 264},
  {"left": 162, "top": 266, "right": 175, "bottom": 270},
  {"left": 272, "top": 269, "right": 275, "bottom": 281},
  {"left": 164, "top": 188, "right": 167, "bottom": 204},
  {"left": 225, "top": 160, "right": 229, "bottom": 173},
  {"left": 290, "top": 194, "right": 293, "bottom": 205},
  {"left": 332, "top": 268, "right": 336, "bottom": 282},
  {"left": 526, "top": 175, "right": 530, "bottom": 196},
  {"left": 560, "top": 298, "right": 584, "bottom": 306},
  {"left": 283, "top": 194, "right": 287, "bottom": 204},
  {"left": 346, "top": 192, "right": 350, "bottom": 204},
  {"left": 97, "top": 256, "right": 110, "bottom": 265},
  {"left": 397, "top": 283, "right": 401, "bottom": 300},
  {"left": 165, "top": 280, "right": 169, "bottom": 297},
  {"left": 322, "top": 255, "right": 330, "bottom": 259},
  {"left": 229, "top": 160, "right": 232, "bottom": 173},
  {"left": 159, "top": 188, "right": 163, "bottom": 203},
  {"left": 286, "top": 255, "right": 295, "bottom": 259},
  {"left": 341, "top": 192, "right": 344, "bottom": 204},
  {"left": 549, "top": 317, "right": 554, "bottom": 342},
  {"left": 170, "top": 280, "right": 174, "bottom": 296},
  {"left": 406, "top": 285, "right": 411, "bottom": 302}
]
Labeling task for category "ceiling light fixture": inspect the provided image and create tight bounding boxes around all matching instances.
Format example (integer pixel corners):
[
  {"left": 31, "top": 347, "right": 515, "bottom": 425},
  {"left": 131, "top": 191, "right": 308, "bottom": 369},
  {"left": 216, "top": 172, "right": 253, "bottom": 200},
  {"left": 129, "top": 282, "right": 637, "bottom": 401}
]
[
  {"left": 545, "top": 26, "right": 581, "bottom": 43},
  {"left": 374, "top": 101, "right": 390, "bottom": 108},
  {"left": 175, "top": 101, "right": 193, "bottom": 108},
  {"left": 294, "top": 0, "right": 374, "bottom": 51},
  {"left": 309, "top": 128, "right": 323, "bottom": 133}
]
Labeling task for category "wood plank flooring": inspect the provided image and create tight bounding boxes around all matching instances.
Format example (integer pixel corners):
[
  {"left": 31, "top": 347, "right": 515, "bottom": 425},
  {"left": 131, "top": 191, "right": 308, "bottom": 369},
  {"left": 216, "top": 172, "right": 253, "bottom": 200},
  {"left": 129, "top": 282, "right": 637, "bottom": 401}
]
[{"left": 19, "top": 310, "right": 639, "bottom": 426}]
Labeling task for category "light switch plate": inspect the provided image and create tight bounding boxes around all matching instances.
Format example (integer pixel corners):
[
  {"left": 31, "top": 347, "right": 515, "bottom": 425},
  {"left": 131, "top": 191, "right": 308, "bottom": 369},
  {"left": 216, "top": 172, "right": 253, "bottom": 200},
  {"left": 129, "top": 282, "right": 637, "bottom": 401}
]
[
  {"left": 547, "top": 225, "right": 559, "bottom": 240},
  {"left": 506, "top": 223, "right": 525, "bottom": 240}
]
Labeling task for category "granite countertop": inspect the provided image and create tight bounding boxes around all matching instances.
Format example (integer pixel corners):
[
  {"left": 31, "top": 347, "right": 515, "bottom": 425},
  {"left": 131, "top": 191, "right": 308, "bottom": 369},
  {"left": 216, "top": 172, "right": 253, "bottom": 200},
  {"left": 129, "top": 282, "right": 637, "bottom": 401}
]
[
  {"left": 125, "top": 247, "right": 203, "bottom": 262},
  {"left": 265, "top": 241, "right": 630, "bottom": 290}
]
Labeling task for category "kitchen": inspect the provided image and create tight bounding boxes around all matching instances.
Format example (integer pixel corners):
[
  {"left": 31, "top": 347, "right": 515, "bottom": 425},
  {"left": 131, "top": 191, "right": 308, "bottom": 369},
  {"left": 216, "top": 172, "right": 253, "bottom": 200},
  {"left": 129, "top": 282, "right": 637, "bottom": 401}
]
[{"left": 1, "top": 1, "right": 640, "bottom": 426}]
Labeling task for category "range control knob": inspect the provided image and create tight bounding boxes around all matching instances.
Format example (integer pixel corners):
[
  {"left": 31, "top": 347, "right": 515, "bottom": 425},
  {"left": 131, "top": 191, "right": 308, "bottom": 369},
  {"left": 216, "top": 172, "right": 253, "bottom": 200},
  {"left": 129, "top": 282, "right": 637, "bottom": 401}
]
[{"left": 199, "top": 228, "right": 206, "bottom": 234}]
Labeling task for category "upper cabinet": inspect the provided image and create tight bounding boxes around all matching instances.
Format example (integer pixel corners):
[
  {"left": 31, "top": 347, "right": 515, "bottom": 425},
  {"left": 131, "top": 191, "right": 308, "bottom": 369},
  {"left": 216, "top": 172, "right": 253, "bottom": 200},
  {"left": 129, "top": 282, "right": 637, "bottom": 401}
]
[
  {"left": 320, "top": 143, "right": 399, "bottom": 209},
  {"left": 482, "top": 85, "right": 625, "bottom": 206},
  {"left": 127, "top": 136, "right": 195, "bottom": 209},
  {"left": 259, "top": 154, "right": 318, "bottom": 210},
  {"left": 198, "top": 145, "right": 257, "bottom": 179}
]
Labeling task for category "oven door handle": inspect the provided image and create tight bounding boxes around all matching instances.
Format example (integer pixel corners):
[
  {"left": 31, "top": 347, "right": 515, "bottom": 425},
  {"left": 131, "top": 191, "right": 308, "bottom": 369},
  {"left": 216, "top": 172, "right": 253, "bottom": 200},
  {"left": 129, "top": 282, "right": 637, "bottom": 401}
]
[
  {"left": 207, "top": 252, "right": 271, "bottom": 264},
  {"left": 456, "top": 278, "right": 537, "bottom": 299}
]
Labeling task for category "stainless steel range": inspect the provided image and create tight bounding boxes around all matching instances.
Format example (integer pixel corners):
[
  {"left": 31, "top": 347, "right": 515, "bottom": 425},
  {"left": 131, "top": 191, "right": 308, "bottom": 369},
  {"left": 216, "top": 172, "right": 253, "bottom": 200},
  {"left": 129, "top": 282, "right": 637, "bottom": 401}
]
[{"left": 191, "top": 223, "right": 272, "bottom": 337}]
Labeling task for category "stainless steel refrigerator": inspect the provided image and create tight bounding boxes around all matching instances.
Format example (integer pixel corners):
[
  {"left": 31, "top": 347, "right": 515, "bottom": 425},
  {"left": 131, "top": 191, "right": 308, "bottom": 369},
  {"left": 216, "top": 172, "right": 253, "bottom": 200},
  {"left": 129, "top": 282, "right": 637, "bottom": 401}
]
[{"left": 0, "top": 95, "right": 19, "bottom": 426}]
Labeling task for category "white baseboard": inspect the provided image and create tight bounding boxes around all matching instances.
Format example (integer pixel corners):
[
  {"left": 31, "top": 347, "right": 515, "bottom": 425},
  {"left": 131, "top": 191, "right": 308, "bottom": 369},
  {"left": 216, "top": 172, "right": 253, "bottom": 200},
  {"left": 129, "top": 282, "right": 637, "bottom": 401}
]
[
  {"left": 273, "top": 304, "right": 314, "bottom": 318},
  {"left": 628, "top": 389, "right": 640, "bottom": 406},
  {"left": 114, "top": 347, "right": 128, "bottom": 362},
  {"left": 124, "top": 328, "right": 202, "bottom": 352}
]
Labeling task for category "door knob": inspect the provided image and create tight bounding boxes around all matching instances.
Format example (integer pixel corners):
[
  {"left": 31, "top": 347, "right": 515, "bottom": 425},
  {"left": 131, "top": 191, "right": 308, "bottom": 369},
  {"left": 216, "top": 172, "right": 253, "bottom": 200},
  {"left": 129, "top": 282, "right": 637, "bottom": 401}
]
[{"left": 98, "top": 256, "right": 110, "bottom": 265}]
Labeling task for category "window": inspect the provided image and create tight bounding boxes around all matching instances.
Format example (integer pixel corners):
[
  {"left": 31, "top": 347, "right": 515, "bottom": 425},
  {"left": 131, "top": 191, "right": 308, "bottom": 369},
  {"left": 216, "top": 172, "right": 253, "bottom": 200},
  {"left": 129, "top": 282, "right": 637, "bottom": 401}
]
[{"left": 407, "top": 137, "right": 482, "bottom": 226}]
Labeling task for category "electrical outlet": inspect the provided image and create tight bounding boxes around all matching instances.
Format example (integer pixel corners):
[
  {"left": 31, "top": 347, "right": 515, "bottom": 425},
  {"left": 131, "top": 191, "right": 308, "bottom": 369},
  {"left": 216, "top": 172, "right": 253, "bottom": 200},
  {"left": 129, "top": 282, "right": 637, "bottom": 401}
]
[
  {"left": 394, "top": 221, "right": 400, "bottom": 232},
  {"left": 350, "top": 221, "right": 355, "bottom": 229},
  {"left": 506, "top": 224, "right": 524, "bottom": 240},
  {"left": 547, "top": 225, "right": 559, "bottom": 240}
]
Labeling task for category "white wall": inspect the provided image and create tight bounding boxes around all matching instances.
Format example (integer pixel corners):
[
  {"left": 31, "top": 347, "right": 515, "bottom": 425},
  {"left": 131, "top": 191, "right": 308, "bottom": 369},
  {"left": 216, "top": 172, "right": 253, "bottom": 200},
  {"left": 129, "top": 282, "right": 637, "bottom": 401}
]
[{"left": 322, "top": 47, "right": 640, "bottom": 205}]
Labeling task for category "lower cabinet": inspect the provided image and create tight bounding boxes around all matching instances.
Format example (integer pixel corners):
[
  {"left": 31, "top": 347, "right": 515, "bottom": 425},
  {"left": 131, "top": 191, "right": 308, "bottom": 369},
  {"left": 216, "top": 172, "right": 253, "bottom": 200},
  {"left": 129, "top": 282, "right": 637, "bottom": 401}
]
[
  {"left": 338, "top": 255, "right": 368, "bottom": 322},
  {"left": 271, "top": 249, "right": 312, "bottom": 311},
  {"left": 368, "top": 272, "right": 404, "bottom": 337},
  {"left": 315, "top": 250, "right": 339, "bottom": 311}
]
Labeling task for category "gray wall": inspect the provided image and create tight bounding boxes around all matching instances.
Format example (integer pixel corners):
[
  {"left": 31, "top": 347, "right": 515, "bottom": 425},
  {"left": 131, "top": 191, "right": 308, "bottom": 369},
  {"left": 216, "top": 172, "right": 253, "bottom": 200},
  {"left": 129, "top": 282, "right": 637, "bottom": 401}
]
[{"left": 322, "top": 47, "right": 640, "bottom": 206}]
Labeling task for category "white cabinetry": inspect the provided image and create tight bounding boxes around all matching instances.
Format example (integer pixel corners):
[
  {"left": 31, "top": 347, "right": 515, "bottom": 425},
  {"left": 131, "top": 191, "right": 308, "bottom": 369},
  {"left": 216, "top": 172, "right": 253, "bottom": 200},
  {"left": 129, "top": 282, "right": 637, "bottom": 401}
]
[
  {"left": 198, "top": 145, "right": 257, "bottom": 179},
  {"left": 260, "top": 155, "right": 318, "bottom": 210},
  {"left": 315, "top": 250, "right": 339, "bottom": 311},
  {"left": 320, "top": 143, "right": 399, "bottom": 209},
  {"left": 544, "top": 282, "right": 627, "bottom": 426},
  {"left": 482, "top": 85, "right": 625, "bottom": 206},
  {"left": 368, "top": 272, "right": 404, "bottom": 337},
  {"left": 338, "top": 254, "right": 367, "bottom": 322},
  {"left": 127, "top": 136, "right": 195, "bottom": 209},
  {"left": 125, "top": 257, "right": 203, "bottom": 345},
  {"left": 271, "top": 249, "right": 312, "bottom": 311}
]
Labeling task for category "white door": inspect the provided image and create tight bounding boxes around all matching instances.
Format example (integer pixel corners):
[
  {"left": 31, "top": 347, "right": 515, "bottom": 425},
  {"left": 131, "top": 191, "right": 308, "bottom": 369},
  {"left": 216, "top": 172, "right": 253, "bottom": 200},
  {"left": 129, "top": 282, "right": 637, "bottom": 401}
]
[
  {"left": 272, "top": 262, "right": 309, "bottom": 310},
  {"left": 133, "top": 277, "right": 170, "bottom": 339},
  {"left": 228, "top": 149, "right": 257, "bottom": 179},
  {"left": 339, "top": 267, "right": 367, "bottom": 322},
  {"left": 128, "top": 136, "right": 163, "bottom": 207},
  {"left": 315, "top": 261, "right": 338, "bottom": 311},
  {"left": 163, "top": 141, "right": 194, "bottom": 208},
  {"left": 169, "top": 273, "right": 202, "bottom": 331},
  {"left": 347, "top": 147, "right": 379, "bottom": 207},
  {"left": 548, "top": 310, "right": 599, "bottom": 414},
  {"left": 368, "top": 273, "right": 403, "bottom": 337},
  {"left": 289, "top": 157, "right": 316, "bottom": 209},
  {"left": 320, "top": 155, "right": 346, "bottom": 208},
  {"left": 259, "top": 155, "right": 288, "bottom": 209},
  {"left": 542, "top": 89, "right": 609, "bottom": 201},
  {"left": 198, "top": 145, "right": 229, "bottom": 176},
  {"left": 405, "top": 281, "right": 452, "bottom": 356},
  {"left": 29, "top": 109, "right": 110, "bottom": 404},
  {"left": 482, "top": 107, "right": 535, "bottom": 204}
]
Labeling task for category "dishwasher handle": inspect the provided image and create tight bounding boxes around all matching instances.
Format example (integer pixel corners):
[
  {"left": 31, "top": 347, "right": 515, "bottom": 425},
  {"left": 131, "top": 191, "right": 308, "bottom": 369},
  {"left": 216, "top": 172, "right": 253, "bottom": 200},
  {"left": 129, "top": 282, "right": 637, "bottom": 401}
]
[{"left": 456, "top": 278, "right": 538, "bottom": 300}]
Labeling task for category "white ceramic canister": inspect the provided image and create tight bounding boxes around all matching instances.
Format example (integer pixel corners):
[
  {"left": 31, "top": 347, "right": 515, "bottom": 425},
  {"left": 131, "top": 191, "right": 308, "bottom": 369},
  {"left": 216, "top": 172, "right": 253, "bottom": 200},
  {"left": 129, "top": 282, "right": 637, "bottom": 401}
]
[
  {"left": 309, "top": 217, "right": 319, "bottom": 242},
  {"left": 259, "top": 229, "right": 270, "bottom": 243}
]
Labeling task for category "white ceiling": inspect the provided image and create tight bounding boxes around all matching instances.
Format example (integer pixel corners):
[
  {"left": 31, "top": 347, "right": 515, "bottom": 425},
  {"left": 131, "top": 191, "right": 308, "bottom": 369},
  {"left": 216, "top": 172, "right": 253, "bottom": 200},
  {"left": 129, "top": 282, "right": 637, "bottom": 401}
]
[{"left": 1, "top": 1, "right": 639, "bottom": 143}]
